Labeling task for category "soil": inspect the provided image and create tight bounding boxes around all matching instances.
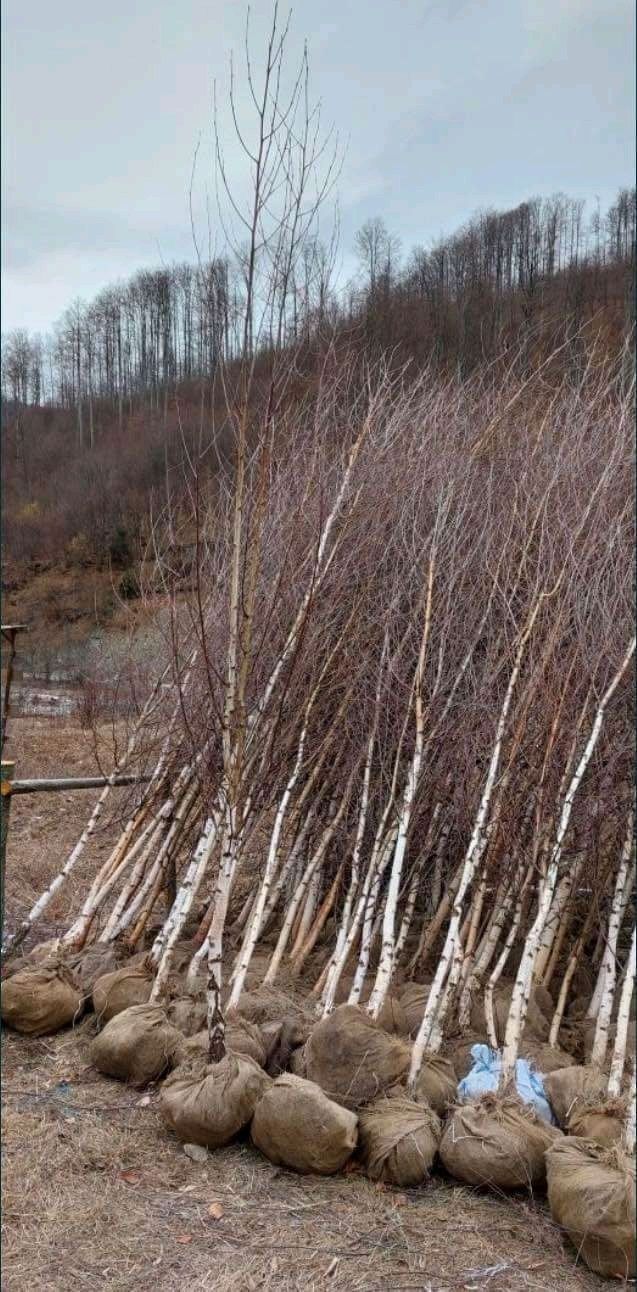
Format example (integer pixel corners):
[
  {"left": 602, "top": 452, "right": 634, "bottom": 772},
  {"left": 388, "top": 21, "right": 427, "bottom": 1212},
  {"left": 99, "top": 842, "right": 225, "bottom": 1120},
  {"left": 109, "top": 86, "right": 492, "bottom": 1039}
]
[{"left": 1, "top": 719, "right": 610, "bottom": 1292}]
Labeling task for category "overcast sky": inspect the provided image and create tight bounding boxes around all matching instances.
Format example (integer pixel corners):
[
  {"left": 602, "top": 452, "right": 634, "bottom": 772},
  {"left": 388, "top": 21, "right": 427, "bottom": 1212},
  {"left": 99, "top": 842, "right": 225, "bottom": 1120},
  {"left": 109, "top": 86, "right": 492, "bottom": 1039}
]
[{"left": 1, "top": 0, "right": 634, "bottom": 336}]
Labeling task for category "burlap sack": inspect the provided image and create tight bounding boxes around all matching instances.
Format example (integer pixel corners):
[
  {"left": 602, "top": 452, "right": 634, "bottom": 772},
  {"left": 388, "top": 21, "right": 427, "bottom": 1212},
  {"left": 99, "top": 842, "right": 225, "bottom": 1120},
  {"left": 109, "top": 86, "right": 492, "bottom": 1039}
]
[
  {"left": 543, "top": 1065, "right": 607, "bottom": 1126},
  {"left": 375, "top": 995, "right": 411, "bottom": 1038},
  {"left": 546, "top": 1138, "right": 636, "bottom": 1279},
  {"left": 412, "top": 1051, "right": 457, "bottom": 1115},
  {"left": 303, "top": 1005, "right": 410, "bottom": 1110},
  {"left": 67, "top": 943, "right": 121, "bottom": 999},
  {"left": 177, "top": 1016, "right": 267, "bottom": 1068},
  {"left": 167, "top": 993, "right": 207, "bottom": 1037},
  {"left": 260, "top": 1017, "right": 313, "bottom": 1078},
  {"left": 161, "top": 1052, "right": 270, "bottom": 1147},
  {"left": 518, "top": 1040, "right": 575, "bottom": 1075},
  {"left": 329, "top": 968, "right": 405, "bottom": 1007},
  {"left": 289, "top": 1045, "right": 307, "bottom": 1076},
  {"left": 567, "top": 1101, "right": 624, "bottom": 1148},
  {"left": 91, "top": 1003, "right": 183, "bottom": 1085},
  {"left": 235, "top": 986, "right": 312, "bottom": 1027},
  {"left": 93, "top": 959, "right": 154, "bottom": 1022},
  {"left": 398, "top": 983, "right": 431, "bottom": 1037},
  {"left": 470, "top": 985, "right": 550, "bottom": 1043},
  {"left": 359, "top": 1093, "right": 441, "bottom": 1186},
  {"left": 22, "top": 938, "right": 62, "bottom": 966},
  {"left": 439, "top": 1094, "right": 560, "bottom": 1190},
  {"left": 443, "top": 1032, "right": 487, "bottom": 1080},
  {"left": 1, "top": 962, "right": 84, "bottom": 1035},
  {"left": 251, "top": 1073, "right": 358, "bottom": 1174}
]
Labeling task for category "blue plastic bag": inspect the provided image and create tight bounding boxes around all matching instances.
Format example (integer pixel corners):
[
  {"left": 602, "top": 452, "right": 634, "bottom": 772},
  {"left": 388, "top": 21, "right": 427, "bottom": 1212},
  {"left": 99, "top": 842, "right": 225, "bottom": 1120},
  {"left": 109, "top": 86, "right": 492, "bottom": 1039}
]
[{"left": 457, "top": 1043, "right": 556, "bottom": 1125}]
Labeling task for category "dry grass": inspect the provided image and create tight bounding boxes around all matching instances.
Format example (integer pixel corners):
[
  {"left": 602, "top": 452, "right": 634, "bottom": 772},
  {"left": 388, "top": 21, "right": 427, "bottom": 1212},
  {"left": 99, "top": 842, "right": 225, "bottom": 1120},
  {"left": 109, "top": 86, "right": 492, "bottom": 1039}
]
[
  {"left": 2, "top": 717, "right": 131, "bottom": 947},
  {"left": 1, "top": 720, "right": 611, "bottom": 1292}
]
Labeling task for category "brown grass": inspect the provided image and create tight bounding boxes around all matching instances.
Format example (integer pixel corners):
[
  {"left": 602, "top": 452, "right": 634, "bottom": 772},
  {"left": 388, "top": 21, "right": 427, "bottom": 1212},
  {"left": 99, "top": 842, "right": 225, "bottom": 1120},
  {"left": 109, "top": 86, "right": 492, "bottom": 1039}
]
[{"left": 2, "top": 720, "right": 610, "bottom": 1292}]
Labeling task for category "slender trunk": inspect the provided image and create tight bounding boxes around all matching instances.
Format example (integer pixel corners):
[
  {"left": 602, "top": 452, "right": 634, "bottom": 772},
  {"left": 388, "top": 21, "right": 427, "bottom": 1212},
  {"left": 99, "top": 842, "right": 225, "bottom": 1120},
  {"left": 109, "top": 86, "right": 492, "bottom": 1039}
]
[
  {"left": 607, "top": 926, "right": 636, "bottom": 1098},
  {"left": 591, "top": 813, "right": 634, "bottom": 1067},
  {"left": 291, "top": 861, "right": 344, "bottom": 973},
  {"left": 226, "top": 706, "right": 313, "bottom": 1008},
  {"left": 548, "top": 903, "right": 597, "bottom": 1048},
  {"left": 408, "top": 593, "right": 550, "bottom": 1093},
  {"left": 150, "top": 814, "right": 219, "bottom": 998},
  {"left": 263, "top": 768, "right": 355, "bottom": 986},
  {"left": 368, "top": 558, "right": 435, "bottom": 1018},
  {"left": 348, "top": 825, "right": 397, "bottom": 1005},
  {"left": 501, "top": 638, "right": 635, "bottom": 1085}
]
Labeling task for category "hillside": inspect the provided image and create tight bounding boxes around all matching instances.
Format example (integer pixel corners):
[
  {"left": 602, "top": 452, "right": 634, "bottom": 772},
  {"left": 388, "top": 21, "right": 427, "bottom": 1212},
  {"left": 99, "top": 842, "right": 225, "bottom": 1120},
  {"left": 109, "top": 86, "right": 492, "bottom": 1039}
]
[{"left": 2, "top": 190, "right": 634, "bottom": 611}]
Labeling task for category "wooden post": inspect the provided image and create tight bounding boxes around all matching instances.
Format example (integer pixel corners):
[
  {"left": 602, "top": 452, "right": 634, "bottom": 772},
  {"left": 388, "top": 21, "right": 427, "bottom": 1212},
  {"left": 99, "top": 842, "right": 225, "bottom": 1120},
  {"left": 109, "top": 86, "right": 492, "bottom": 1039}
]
[
  {"left": 1, "top": 761, "right": 15, "bottom": 939},
  {"left": 1, "top": 624, "right": 28, "bottom": 752}
]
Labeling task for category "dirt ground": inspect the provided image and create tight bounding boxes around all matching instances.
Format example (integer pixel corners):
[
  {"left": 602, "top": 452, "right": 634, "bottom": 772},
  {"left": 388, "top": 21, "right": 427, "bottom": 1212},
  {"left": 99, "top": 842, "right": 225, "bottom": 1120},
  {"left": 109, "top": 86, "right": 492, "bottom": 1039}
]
[{"left": 1, "top": 719, "right": 613, "bottom": 1292}]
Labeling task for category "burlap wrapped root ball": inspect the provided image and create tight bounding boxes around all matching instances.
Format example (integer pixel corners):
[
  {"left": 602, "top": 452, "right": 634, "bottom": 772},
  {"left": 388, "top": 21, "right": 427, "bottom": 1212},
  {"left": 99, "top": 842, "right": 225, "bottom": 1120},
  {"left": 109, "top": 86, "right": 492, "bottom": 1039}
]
[
  {"left": 21, "top": 938, "right": 62, "bottom": 967},
  {"left": 161, "top": 1052, "right": 270, "bottom": 1148},
  {"left": 91, "top": 1004, "right": 183, "bottom": 1085},
  {"left": 470, "top": 984, "right": 551, "bottom": 1043},
  {"left": 440, "top": 1094, "right": 561, "bottom": 1190},
  {"left": 374, "top": 995, "right": 411, "bottom": 1038},
  {"left": 251, "top": 1074, "right": 358, "bottom": 1174},
  {"left": 260, "top": 1017, "right": 313, "bottom": 1078},
  {"left": 359, "top": 1093, "right": 441, "bottom": 1186},
  {"left": 289, "top": 1044, "right": 307, "bottom": 1076},
  {"left": 398, "top": 983, "right": 431, "bottom": 1038},
  {"left": 167, "top": 992, "right": 207, "bottom": 1037},
  {"left": 176, "top": 1015, "right": 267, "bottom": 1068},
  {"left": 233, "top": 986, "right": 310, "bottom": 1027},
  {"left": 93, "top": 957, "right": 154, "bottom": 1022},
  {"left": 517, "top": 1039, "right": 575, "bottom": 1074},
  {"left": 542, "top": 1064, "right": 607, "bottom": 1126},
  {"left": 411, "top": 1052, "right": 457, "bottom": 1116},
  {"left": 567, "top": 1099, "right": 625, "bottom": 1148},
  {"left": 443, "top": 1032, "right": 487, "bottom": 1080},
  {"left": 1, "top": 962, "right": 84, "bottom": 1035},
  {"left": 303, "top": 1005, "right": 410, "bottom": 1110},
  {"left": 66, "top": 943, "right": 121, "bottom": 1000},
  {"left": 546, "top": 1138, "right": 636, "bottom": 1279}
]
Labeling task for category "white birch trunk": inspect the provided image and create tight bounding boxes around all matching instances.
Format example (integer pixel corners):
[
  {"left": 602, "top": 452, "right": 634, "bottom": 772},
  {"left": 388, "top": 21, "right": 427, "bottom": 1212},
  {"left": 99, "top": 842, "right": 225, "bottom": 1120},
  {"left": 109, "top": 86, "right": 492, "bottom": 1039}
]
[
  {"left": 368, "top": 564, "right": 434, "bottom": 1017},
  {"left": 608, "top": 926, "right": 636, "bottom": 1098},
  {"left": 501, "top": 638, "right": 635, "bottom": 1085},
  {"left": 289, "top": 864, "right": 321, "bottom": 960},
  {"left": 590, "top": 812, "right": 634, "bottom": 1067},
  {"left": 408, "top": 594, "right": 548, "bottom": 1094},
  {"left": 226, "top": 706, "right": 313, "bottom": 1008},
  {"left": 149, "top": 813, "right": 219, "bottom": 997},
  {"left": 263, "top": 769, "right": 355, "bottom": 986},
  {"left": 588, "top": 854, "right": 635, "bottom": 1022},
  {"left": 348, "top": 825, "right": 397, "bottom": 1005}
]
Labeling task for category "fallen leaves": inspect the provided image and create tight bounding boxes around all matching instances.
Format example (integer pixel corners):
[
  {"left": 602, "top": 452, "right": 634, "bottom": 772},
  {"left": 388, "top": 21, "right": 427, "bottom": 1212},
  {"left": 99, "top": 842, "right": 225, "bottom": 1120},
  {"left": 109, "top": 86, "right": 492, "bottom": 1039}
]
[
  {"left": 175, "top": 1234, "right": 193, "bottom": 1245},
  {"left": 208, "top": 1202, "right": 224, "bottom": 1221},
  {"left": 119, "top": 1170, "right": 142, "bottom": 1186}
]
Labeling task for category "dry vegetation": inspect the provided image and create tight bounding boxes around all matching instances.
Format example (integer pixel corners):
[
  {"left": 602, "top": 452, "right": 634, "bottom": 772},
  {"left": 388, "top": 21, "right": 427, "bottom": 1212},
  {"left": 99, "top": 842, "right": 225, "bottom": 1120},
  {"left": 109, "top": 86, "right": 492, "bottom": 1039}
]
[{"left": 1, "top": 719, "right": 610, "bottom": 1292}]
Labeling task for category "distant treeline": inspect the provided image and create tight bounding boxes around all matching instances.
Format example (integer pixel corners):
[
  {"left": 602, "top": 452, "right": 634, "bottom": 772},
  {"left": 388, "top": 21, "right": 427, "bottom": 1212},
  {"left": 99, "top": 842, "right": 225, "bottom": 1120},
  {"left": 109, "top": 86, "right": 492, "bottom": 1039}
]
[{"left": 1, "top": 187, "right": 635, "bottom": 570}]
